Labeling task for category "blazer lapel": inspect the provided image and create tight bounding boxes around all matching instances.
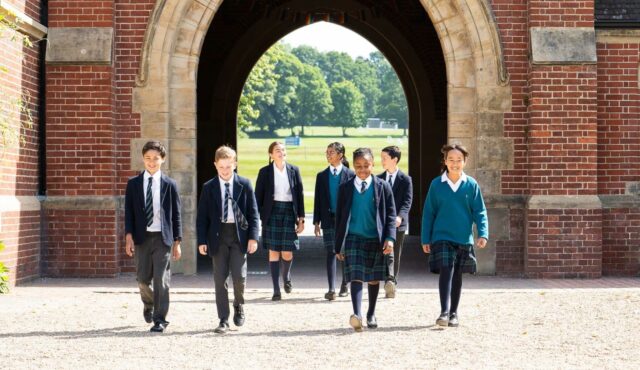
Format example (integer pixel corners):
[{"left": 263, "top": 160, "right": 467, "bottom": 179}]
[
  {"left": 233, "top": 174, "right": 244, "bottom": 202},
  {"left": 324, "top": 168, "right": 331, "bottom": 200},
  {"left": 286, "top": 163, "right": 295, "bottom": 189},
  {"left": 212, "top": 177, "right": 222, "bottom": 215},
  {"left": 160, "top": 173, "right": 169, "bottom": 204},
  {"left": 374, "top": 177, "right": 382, "bottom": 209},
  {"left": 340, "top": 168, "right": 350, "bottom": 184},
  {"left": 137, "top": 172, "right": 145, "bottom": 208}
]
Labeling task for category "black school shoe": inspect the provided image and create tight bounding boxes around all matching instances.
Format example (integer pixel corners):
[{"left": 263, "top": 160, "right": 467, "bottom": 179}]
[
  {"left": 436, "top": 312, "right": 449, "bottom": 327},
  {"left": 150, "top": 321, "right": 168, "bottom": 333},
  {"left": 338, "top": 283, "right": 349, "bottom": 297},
  {"left": 284, "top": 281, "right": 293, "bottom": 293},
  {"left": 448, "top": 312, "right": 459, "bottom": 327},
  {"left": 233, "top": 304, "right": 245, "bottom": 327},
  {"left": 366, "top": 315, "right": 378, "bottom": 329},
  {"left": 324, "top": 291, "right": 337, "bottom": 301},
  {"left": 214, "top": 320, "right": 230, "bottom": 334},
  {"left": 272, "top": 292, "right": 282, "bottom": 301},
  {"left": 143, "top": 307, "right": 153, "bottom": 323}
]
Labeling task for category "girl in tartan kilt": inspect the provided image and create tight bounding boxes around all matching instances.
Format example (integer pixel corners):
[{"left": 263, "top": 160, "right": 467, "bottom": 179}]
[
  {"left": 421, "top": 144, "right": 489, "bottom": 327},
  {"left": 335, "top": 148, "right": 396, "bottom": 332},
  {"left": 313, "top": 142, "right": 355, "bottom": 301},
  {"left": 255, "top": 142, "right": 305, "bottom": 301}
]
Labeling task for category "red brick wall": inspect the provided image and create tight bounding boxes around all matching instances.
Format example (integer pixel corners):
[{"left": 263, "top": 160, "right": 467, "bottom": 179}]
[
  {"left": 48, "top": 0, "right": 114, "bottom": 27},
  {"left": 597, "top": 39, "right": 640, "bottom": 276},
  {"left": 0, "top": 2, "right": 42, "bottom": 284},
  {"left": 527, "top": 0, "right": 594, "bottom": 27}
]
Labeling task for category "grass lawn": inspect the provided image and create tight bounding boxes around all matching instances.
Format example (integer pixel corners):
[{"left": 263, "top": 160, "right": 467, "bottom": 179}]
[{"left": 238, "top": 126, "right": 408, "bottom": 212}]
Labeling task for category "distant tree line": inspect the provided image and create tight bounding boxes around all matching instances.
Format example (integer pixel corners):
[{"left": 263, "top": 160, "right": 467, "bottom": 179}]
[{"left": 238, "top": 42, "right": 408, "bottom": 136}]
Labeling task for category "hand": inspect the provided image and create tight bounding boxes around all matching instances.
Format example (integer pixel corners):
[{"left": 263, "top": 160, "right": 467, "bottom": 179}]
[
  {"left": 336, "top": 253, "right": 345, "bottom": 261},
  {"left": 476, "top": 238, "right": 488, "bottom": 249},
  {"left": 383, "top": 240, "right": 394, "bottom": 255},
  {"left": 314, "top": 224, "right": 321, "bottom": 237},
  {"left": 247, "top": 239, "right": 258, "bottom": 254},
  {"left": 198, "top": 244, "right": 208, "bottom": 255},
  {"left": 395, "top": 216, "right": 402, "bottom": 228},
  {"left": 125, "top": 235, "right": 134, "bottom": 257},
  {"left": 422, "top": 244, "right": 430, "bottom": 254},
  {"left": 296, "top": 219, "right": 305, "bottom": 234},
  {"left": 172, "top": 243, "right": 182, "bottom": 260}
]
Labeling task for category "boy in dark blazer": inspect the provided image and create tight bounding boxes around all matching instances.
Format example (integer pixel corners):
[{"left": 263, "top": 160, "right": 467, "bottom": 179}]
[
  {"left": 125, "top": 141, "right": 182, "bottom": 333},
  {"left": 378, "top": 145, "right": 413, "bottom": 298},
  {"left": 197, "top": 146, "right": 260, "bottom": 334}
]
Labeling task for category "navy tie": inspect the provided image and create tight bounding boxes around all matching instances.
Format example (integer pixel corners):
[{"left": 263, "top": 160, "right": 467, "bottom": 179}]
[
  {"left": 333, "top": 168, "right": 337, "bottom": 176},
  {"left": 223, "top": 183, "right": 231, "bottom": 222},
  {"left": 388, "top": 175, "right": 393, "bottom": 187},
  {"left": 360, "top": 181, "right": 367, "bottom": 194},
  {"left": 145, "top": 177, "right": 153, "bottom": 227}
]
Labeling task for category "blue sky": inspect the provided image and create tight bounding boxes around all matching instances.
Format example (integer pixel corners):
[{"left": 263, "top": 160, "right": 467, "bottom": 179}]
[{"left": 280, "top": 21, "right": 378, "bottom": 59}]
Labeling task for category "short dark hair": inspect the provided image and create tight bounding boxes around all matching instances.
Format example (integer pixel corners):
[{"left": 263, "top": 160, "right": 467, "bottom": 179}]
[
  {"left": 142, "top": 141, "right": 167, "bottom": 158},
  {"left": 353, "top": 147, "right": 374, "bottom": 162},
  {"left": 381, "top": 145, "right": 401, "bottom": 163},
  {"left": 440, "top": 143, "right": 469, "bottom": 173}
]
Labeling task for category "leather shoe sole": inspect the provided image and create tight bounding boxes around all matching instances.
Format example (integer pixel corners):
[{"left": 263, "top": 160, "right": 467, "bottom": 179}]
[
  {"left": 384, "top": 280, "right": 396, "bottom": 298},
  {"left": 349, "top": 315, "right": 363, "bottom": 332},
  {"left": 436, "top": 313, "right": 449, "bottom": 327}
]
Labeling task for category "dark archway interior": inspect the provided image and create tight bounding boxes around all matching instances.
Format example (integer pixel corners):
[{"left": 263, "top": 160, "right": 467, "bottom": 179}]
[{"left": 197, "top": 0, "right": 447, "bottom": 240}]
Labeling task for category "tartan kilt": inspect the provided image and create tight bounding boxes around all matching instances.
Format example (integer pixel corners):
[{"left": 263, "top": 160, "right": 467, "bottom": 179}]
[
  {"left": 343, "top": 235, "right": 386, "bottom": 282},
  {"left": 262, "top": 201, "right": 300, "bottom": 251},
  {"left": 321, "top": 227, "right": 336, "bottom": 252},
  {"left": 428, "top": 240, "right": 477, "bottom": 274}
]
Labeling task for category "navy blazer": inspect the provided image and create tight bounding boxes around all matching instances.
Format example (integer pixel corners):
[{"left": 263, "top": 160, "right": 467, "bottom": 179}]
[
  {"left": 313, "top": 166, "right": 354, "bottom": 228},
  {"left": 255, "top": 162, "right": 305, "bottom": 227},
  {"left": 124, "top": 172, "right": 182, "bottom": 248},
  {"left": 196, "top": 174, "right": 260, "bottom": 255},
  {"left": 377, "top": 170, "right": 413, "bottom": 232},
  {"left": 334, "top": 176, "right": 397, "bottom": 254}
]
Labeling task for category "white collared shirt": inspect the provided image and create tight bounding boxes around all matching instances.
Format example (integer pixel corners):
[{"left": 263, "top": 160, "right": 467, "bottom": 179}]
[
  {"left": 354, "top": 175, "right": 373, "bottom": 193},
  {"left": 329, "top": 164, "right": 343, "bottom": 176},
  {"left": 273, "top": 162, "right": 293, "bottom": 202},
  {"left": 386, "top": 169, "right": 399, "bottom": 186},
  {"left": 441, "top": 171, "right": 467, "bottom": 192},
  {"left": 143, "top": 170, "right": 162, "bottom": 232},
  {"left": 218, "top": 174, "right": 235, "bottom": 223}
]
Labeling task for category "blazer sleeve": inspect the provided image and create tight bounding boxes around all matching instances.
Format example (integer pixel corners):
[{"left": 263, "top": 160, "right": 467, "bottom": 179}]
[
  {"left": 124, "top": 180, "right": 135, "bottom": 235},
  {"left": 245, "top": 180, "right": 261, "bottom": 241},
  {"left": 398, "top": 175, "right": 413, "bottom": 222},
  {"left": 295, "top": 167, "right": 305, "bottom": 217},
  {"left": 196, "top": 183, "right": 210, "bottom": 246},
  {"left": 421, "top": 181, "right": 437, "bottom": 245},
  {"left": 312, "top": 172, "right": 322, "bottom": 225},
  {"left": 255, "top": 168, "right": 266, "bottom": 215},
  {"left": 383, "top": 181, "right": 397, "bottom": 242},
  {"left": 171, "top": 181, "right": 182, "bottom": 241}
]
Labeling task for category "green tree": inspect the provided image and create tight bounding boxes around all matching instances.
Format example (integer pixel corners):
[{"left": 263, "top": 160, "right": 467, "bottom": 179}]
[
  {"left": 370, "top": 51, "right": 408, "bottom": 134},
  {"left": 352, "top": 57, "right": 381, "bottom": 118},
  {"left": 291, "top": 44, "right": 323, "bottom": 68},
  {"left": 330, "top": 80, "right": 365, "bottom": 137},
  {"left": 294, "top": 64, "right": 333, "bottom": 135},
  {"left": 238, "top": 49, "right": 278, "bottom": 132}
]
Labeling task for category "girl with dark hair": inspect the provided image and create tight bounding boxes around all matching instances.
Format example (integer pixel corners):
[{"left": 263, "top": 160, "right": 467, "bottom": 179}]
[
  {"left": 255, "top": 141, "right": 305, "bottom": 301},
  {"left": 421, "top": 144, "right": 489, "bottom": 327},
  {"left": 313, "top": 142, "right": 355, "bottom": 300},
  {"left": 334, "top": 148, "right": 396, "bottom": 331}
]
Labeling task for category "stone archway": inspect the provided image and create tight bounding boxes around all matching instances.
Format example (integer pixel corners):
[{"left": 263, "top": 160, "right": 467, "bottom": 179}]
[{"left": 133, "top": 0, "right": 513, "bottom": 274}]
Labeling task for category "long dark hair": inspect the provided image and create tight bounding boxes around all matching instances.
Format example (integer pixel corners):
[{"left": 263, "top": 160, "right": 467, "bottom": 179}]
[
  {"left": 268, "top": 141, "right": 284, "bottom": 164},
  {"left": 328, "top": 142, "right": 349, "bottom": 168},
  {"left": 440, "top": 143, "right": 469, "bottom": 173}
]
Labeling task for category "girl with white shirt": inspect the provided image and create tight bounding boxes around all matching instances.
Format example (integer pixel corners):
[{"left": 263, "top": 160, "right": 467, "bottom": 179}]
[{"left": 255, "top": 141, "right": 305, "bottom": 301}]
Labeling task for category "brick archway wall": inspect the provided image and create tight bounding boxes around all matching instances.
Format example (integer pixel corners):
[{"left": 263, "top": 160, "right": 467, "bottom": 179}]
[{"left": 133, "top": 0, "right": 513, "bottom": 274}]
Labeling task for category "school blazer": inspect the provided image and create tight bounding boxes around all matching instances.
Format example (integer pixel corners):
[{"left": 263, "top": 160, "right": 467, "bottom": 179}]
[
  {"left": 334, "top": 176, "right": 397, "bottom": 254},
  {"left": 124, "top": 172, "right": 182, "bottom": 248},
  {"left": 255, "top": 163, "right": 305, "bottom": 227},
  {"left": 196, "top": 175, "right": 260, "bottom": 255},
  {"left": 377, "top": 170, "right": 413, "bottom": 232},
  {"left": 312, "top": 167, "right": 355, "bottom": 228}
]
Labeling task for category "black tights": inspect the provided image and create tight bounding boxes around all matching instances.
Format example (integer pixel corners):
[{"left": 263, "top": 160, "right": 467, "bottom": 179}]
[{"left": 438, "top": 266, "right": 463, "bottom": 314}]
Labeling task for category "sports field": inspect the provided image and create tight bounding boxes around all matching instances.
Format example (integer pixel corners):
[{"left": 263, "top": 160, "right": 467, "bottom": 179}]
[{"left": 238, "top": 126, "right": 408, "bottom": 211}]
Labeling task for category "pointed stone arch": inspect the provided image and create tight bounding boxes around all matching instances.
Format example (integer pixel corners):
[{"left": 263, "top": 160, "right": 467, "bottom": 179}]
[{"left": 133, "top": 0, "right": 513, "bottom": 274}]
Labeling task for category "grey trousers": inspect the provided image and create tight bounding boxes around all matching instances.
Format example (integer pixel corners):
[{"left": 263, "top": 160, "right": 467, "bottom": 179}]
[
  {"left": 134, "top": 231, "right": 172, "bottom": 323},
  {"left": 385, "top": 230, "right": 406, "bottom": 283},
  {"left": 212, "top": 223, "right": 247, "bottom": 321}
]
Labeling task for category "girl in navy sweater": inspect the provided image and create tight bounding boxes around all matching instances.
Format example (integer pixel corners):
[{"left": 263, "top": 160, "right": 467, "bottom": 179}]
[
  {"left": 255, "top": 141, "right": 305, "bottom": 301},
  {"left": 313, "top": 142, "right": 354, "bottom": 300},
  {"left": 421, "top": 144, "right": 488, "bottom": 327},
  {"left": 335, "top": 148, "right": 396, "bottom": 331}
]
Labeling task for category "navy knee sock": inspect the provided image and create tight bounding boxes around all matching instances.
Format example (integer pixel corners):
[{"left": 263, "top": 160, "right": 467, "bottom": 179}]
[
  {"left": 366, "top": 283, "right": 380, "bottom": 318},
  {"left": 350, "top": 281, "right": 363, "bottom": 317},
  {"left": 282, "top": 258, "right": 293, "bottom": 282},
  {"left": 326, "top": 252, "right": 337, "bottom": 291},
  {"left": 449, "top": 268, "right": 463, "bottom": 314},
  {"left": 438, "top": 267, "right": 454, "bottom": 313},
  {"left": 270, "top": 261, "right": 280, "bottom": 293}
]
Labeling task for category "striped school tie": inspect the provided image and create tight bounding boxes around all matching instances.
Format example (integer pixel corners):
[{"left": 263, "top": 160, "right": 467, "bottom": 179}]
[
  {"left": 360, "top": 181, "right": 367, "bottom": 194},
  {"left": 145, "top": 177, "right": 153, "bottom": 227},
  {"left": 388, "top": 175, "right": 393, "bottom": 187},
  {"left": 223, "top": 183, "right": 248, "bottom": 230},
  {"left": 223, "top": 183, "right": 231, "bottom": 222}
]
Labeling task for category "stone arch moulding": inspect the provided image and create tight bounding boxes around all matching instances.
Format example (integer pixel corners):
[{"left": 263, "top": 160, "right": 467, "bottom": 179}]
[{"left": 133, "top": 0, "right": 513, "bottom": 274}]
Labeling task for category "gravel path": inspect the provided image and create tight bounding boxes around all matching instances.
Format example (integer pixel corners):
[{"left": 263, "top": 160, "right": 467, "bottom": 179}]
[{"left": 2, "top": 276, "right": 640, "bottom": 369}]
